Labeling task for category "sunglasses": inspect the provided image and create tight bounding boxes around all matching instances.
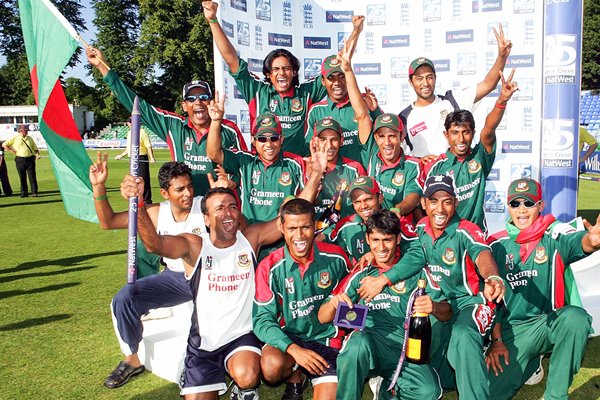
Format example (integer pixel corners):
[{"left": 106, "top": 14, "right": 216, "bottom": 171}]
[
  {"left": 509, "top": 199, "right": 538, "bottom": 209},
  {"left": 185, "top": 94, "right": 211, "bottom": 102},
  {"left": 255, "top": 134, "right": 281, "bottom": 143}
]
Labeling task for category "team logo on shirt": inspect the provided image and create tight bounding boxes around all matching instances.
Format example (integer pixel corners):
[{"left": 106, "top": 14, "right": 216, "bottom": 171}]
[
  {"left": 317, "top": 271, "right": 331, "bottom": 288},
  {"left": 505, "top": 253, "right": 515, "bottom": 270},
  {"left": 279, "top": 171, "right": 292, "bottom": 186},
  {"left": 468, "top": 159, "right": 482, "bottom": 173},
  {"left": 291, "top": 99, "right": 303, "bottom": 113},
  {"left": 285, "top": 277, "right": 295, "bottom": 294},
  {"left": 237, "top": 253, "right": 251, "bottom": 269},
  {"left": 534, "top": 246, "right": 548, "bottom": 264},
  {"left": 356, "top": 238, "right": 365, "bottom": 254},
  {"left": 252, "top": 170, "right": 261, "bottom": 185},
  {"left": 192, "top": 227, "right": 203, "bottom": 236},
  {"left": 440, "top": 109, "right": 449, "bottom": 122},
  {"left": 442, "top": 247, "right": 456, "bottom": 265},
  {"left": 185, "top": 137, "right": 193, "bottom": 151},
  {"left": 390, "top": 280, "right": 406, "bottom": 294},
  {"left": 391, "top": 171, "right": 405, "bottom": 187},
  {"left": 269, "top": 99, "right": 278, "bottom": 112},
  {"left": 204, "top": 255, "right": 213, "bottom": 270}
]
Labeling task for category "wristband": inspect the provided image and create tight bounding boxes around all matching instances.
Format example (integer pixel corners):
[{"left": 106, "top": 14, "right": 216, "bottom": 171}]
[
  {"left": 138, "top": 199, "right": 145, "bottom": 209},
  {"left": 495, "top": 102, "right": 507, "bottom": 109},
  {"left": 209, "top": 18, "right": 218, "bottom": 23},
  {"left": 486, "top": 275, "right": 504, "bottom": 284},
  {"left": 390, "top": 207, "right": 400, "bottom": 214},
  {"left": 94, "top": 195, "right": 108, "bottom": 201}
]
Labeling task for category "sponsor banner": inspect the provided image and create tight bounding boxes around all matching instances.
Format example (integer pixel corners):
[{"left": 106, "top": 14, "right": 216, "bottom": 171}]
[
  {"left": 485, "top": 191, "right": 506, "bottom": 213},
  {"left": 353, "top": 63, "right": 381, "bottom": 75},
  {"left": 582, "top": 151, "right": 600, "bottom": 174},
  {"left": 472, "top": 0, "right": 503, "bottom": 13},
  {"left": 487, "top": 168, "right": 500, "bottom": 181},
  {"left": 326, "top": 10, "right": 353, "bottom": 23},
  {"left": 446, "top": 29, "right": 474, "bottom": 43},
  {"left": 255, "top": 0, "right": 271, "bottom": 21},
  {"left": 382, "top": 35, "right": 410, "bottom": 48},
  {"left": 304, "top": 36, "right": 331, "bottom": 49},
  {"left": 231, "top": 0, "right": 247, "bottom": 12},
  {"left": 222, "top": 20, "right": 235, "bottom": 38},
  {"left": 501, "top": 141, "right": 533, "bottom": 153},
  {"left": 268, "top": 32, "right": 292, "bottom": 47},
  {"left": 304, "top": 58, "right": 322, "bottom": 80}
]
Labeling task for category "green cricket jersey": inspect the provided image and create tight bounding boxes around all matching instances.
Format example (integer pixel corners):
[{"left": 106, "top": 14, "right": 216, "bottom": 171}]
[
  {"left": 315, "top": 156, "right": 366, "bottom": 221},
  {"left": 425, "top": 142, "right": 496, "bottom": 232},
  {"left": 103, "top": 70, "right": 246, "bottom": 195},
  {"left": 230, "top": 58, "right": 327, "bottom": 156},
  {"left": 221, "top": 149, "right": 305, "bottom": 224},
  {"left": 253, "top": 242, "right": 350, "bottom": 352},
  {"left": 327, "top": 214, "right": 369, "bottom": 263}
]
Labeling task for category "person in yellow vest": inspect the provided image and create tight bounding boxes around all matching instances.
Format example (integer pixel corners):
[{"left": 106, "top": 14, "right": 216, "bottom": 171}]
[
  {"left": 2, "top": 125, "right": 40, "bottom": 198},
  {"left": 116, "top": 119, "right": 156, "bottom": 203},
  {"left": 579, "top": 125, "right": 598, "bottom": 173}
]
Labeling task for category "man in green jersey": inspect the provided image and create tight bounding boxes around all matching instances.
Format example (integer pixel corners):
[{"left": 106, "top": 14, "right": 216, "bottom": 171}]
[
  {"left": 254, "top": 199, "right": 350, "bottom": 400},
  {"left": 424, "top": 69, "right": 518, "bottom": 232},
  {"left": 86, "top": 47, "right": 246, "bottom": 195},
  {"left": 486, "top": 178, "right": 599, "bottom": 400},
  {"left": 358, "top": 174, "right": 506, "bottom": 400},
  {"left": 319, "top": 209, "right": 451, "bottom": 400}
]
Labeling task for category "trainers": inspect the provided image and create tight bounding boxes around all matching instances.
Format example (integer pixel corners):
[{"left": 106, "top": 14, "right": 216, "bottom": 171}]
[
  {"left": 103, "top": 361, "right": 145, "bottom": 388},
  {"left": 525, "top": 356, "right": 544, "bottom": 385},
  {"left": 230, "top": 384, "right": 259, "bottom": 400},
  {"left": 369, "top": 376, "right": 383, "bottom": 399},
  {"left": 141, "top": 307, "right": 172, "bottom": 321},
  {"left": 281, "top": 377, "right": 308, "bottom": 400}
]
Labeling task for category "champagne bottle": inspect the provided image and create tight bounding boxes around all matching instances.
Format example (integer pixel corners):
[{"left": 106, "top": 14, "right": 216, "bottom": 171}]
[
  {"left": 405, "top": 279, "right": 432, "bottom": 364},
  {"left": 315, "top": 188, "right": 344, "bottom": 233}
]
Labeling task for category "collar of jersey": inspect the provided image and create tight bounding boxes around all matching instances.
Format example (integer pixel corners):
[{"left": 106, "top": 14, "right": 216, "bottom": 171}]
[
  {"left": 376, "top": 151, "right": 405, "bottom": 171},
  {"left": 285, "top": 242, "right": 317, "bottom": 277},
  {"left": 187, "top": 119, "right": 209, "bottom": 142},
  {"left": 445, "top": 146, "right": 474, "bottom": 163},
  {"left": 269, "top": 84, "right": 296, "bottom": 98},
  {"left": 370, "top": 249, "right": 401, "bottom": 273},
  {"left": 422, "top": 212, "right": 461, "bottom": 241},
  {"left": 328, "top": 95, "right": 350, "bottom": 108},
  {"left": 254, "top": 153, "right": 282, "bottom": 168}
]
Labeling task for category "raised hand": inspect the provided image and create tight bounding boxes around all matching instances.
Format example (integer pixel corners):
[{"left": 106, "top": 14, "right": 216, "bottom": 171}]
[
  {"left": 351, "top": 15, "right": 365, "bottom": 34},
  {"left": 494, "top": 23, "right": 512, "bottom": 59},
  {"left": 208, "top": 90, "right": 225, "bottom": 122},
  {"left": 363, "top": 86, "right": 379, "bottom": 112},
  {"left": 202, "top": 1, "right": 218, "bottom": 21},
  {"left": 583, "top": 214, "right": 600, "bottom": 251},
  {"left": 85, "top": 46, "right": 107, "bottom": 68},
  {"left": 483, "top": 276, "right": 505, "bottom": 303},
  {"left": 498, "top": 68, "right": 518, "bottom": 104},
  {"left": 337, "top": 42, "right": 352, "bottom": 73},
  {"left": 89, "top": 152, "right": 109, "bottom": 187}
]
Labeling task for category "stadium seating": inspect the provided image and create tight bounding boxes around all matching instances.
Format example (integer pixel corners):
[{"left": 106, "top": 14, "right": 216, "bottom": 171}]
[{"left": 580, "top": 91, "right": 600, "bottom": 133}]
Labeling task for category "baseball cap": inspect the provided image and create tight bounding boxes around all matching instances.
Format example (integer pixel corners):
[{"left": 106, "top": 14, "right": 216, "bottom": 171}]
[
  {"left": 408, "top": 57, "right": 435, "bottom": 78},
  {"left": 373, "top": 113, "right": 403, "bottom": 133},
  {"left": 423, "top": 175, "right": 456, "bottom": 198},
  {"left": 182, "top": 80, "right": 212, "bottom": 98},
  {"left": 314, "top": 118, "right": 342, "bottom": 137},
  {"left": 507, "top": 178, "right": 542, "bottom": 203},
  {"left": 349, "top": 176, "right": 380, "bottom": 197},
  {"left": 253, "top": 113, "right": 282, "bottom": 137},
  {"left": 321, "top": 55, "right": 343, "bottom": 78}
]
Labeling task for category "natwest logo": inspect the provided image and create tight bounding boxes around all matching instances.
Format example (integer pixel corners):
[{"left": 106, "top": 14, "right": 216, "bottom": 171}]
[
  {"left": 248, "top": 58, "right": 263, "bottom": 73},
  {"left": 382, "top": 35, "right": 410, "bottom": 48},
  {"left": 432, "top": 59, "right": 451, "bottom": 72},
  {"left": 326, "top": 10, "right": 353, "bottom": 23},
  {"left": 472, "top": 0, "right": 503, "bottom": 12},
  {"left": 506, "top": 55, "right": 535, "bottom": 68},
  {"left": 304, "top": 36, "right": 331, "bottom": 49},
  {"left": 268, "top": 33, "right": 293, "bottom": 47},
  {"left": 222, "top": 20, "right": 234, "bottom": 38},
  {"left": 231, "top": 0, "right": 247, "bottom": 12},
  {"left": 501, "top": 141, "right": 532, "bottom": 153},
  {"left": 353, "top": 63, "right": 381, "bottom": 75},
  {"left": 446, "top": 29, "right": 474, "bottom": 43}
]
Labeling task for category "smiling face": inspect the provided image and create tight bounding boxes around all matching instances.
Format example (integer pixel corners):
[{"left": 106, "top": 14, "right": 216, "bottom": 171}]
[
  {"left": 421, "top": 191, "right": 457, "bottom": 236},
  {"left": 203, "top": 193, "right": 240, "bottom": 247},
  {"left": 444, "top": 122, "right": 474, "bottom": 158},
  {"left": 374, "top": 127, "right": 402, "bottom": 164},
  {"left": 318, "top": 130, "right": 341, "bottom": 162},
  {"left": 267, "top": 56, "right": 296, "bottom": 93},
  {"left": 409, "top": 65, "right": 436, "bottom": 105},
  {"left": 161, "top": 175, "right": 194, "bottom": 211},
  {"left": 350, "top": 190, "right": 382, "bottom": 222},
  {"left": 253, "top": 133, "right": 283, "bottom": 162},
  {"left": 366, "top": 229, "right": 400, "bottom": 267},
  {"left": 322, "top": 71, "right": 348, "bottom": 102},
  {"left": 280, "top": 212, "right": 315, "bottom": 263},
  {"left": 181, "top": 87, "right": 211, "bottom": 129},
  {"left": 508, "top": 198, "right": 544, "bottom": 230}
]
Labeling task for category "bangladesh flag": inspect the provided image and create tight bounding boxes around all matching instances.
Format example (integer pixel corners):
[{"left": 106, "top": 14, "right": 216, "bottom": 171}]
[{"left": 18, "top": 0, "right": 97, "bottom": 223}]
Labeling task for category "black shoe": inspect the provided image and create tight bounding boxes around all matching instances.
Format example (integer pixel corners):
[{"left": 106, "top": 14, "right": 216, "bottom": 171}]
[
  {"left": 281, "top": 377, "right": 308, "bottom": 400},
  {"left": 103, "top": 361, "right": 145, "bottom": 388},
  {"left": 20, "top": 194, "right": 28, "bottom": 198}
]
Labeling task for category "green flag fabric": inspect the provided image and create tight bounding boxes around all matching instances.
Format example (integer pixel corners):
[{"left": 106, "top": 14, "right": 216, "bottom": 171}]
[{"left": 18, "top": 0, "right": 97, "bottom": 223}]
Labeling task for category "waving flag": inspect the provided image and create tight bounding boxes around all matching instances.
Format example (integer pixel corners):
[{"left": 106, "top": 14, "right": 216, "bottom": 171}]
[{"left": 18, "top": 0, "right": 97, "bottom": 223}]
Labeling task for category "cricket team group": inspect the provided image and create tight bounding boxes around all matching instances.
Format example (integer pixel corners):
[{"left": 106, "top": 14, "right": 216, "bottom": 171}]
[{"left": 85, "top": 2, "right": 600, "bottom": 399}]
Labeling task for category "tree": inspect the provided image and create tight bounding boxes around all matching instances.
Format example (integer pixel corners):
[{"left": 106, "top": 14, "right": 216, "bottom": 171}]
[
  {"left": 583, "top": 0, "right": 600, "bottom": 90},
  {"left": 0, "top": 53, "right": 35, "bottom": 105}
]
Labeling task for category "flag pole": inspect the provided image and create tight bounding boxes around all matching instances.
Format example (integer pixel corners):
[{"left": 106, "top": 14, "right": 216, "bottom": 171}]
[
  {"left": 126, "top": 96, "right": 141, "bottom": 284},
  {"left": 77, "top": 35, "right": 110, "bottom": 70}
]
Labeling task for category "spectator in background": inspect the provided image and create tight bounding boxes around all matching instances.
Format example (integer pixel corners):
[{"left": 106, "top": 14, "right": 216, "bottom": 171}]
[
  {"left": 2, "top": 125, "right": 40, "bottom": 198},
  {"left": 579, "top": 125, "right": 598, "bottom": 173},
  {"left": 0, "top": 140, "right": 13, "bottom": 197},
  {"left": 116, "top": 119, "right": 156, "bottom": 204}
]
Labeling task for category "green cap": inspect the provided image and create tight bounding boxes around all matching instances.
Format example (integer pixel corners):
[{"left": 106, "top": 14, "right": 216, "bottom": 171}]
[
  {"left": 253, "top": 113, "right": 282, "bottom": 137},
  {"left": 507, "top": 178, "right": 542, "bottom": 203},
  {"left": 373, "top": 113, "right": 402, "bottom": 133},
  {"left": 321, "top": 54, "right": 343, "bottom": 78},
  {"left": 408, "top": 57, "right": 435, "bottom": 78},
  {"left": 348, "top": 176, "right": 380, "bottom": 197},
  {"left": 314, "top": 117, "right": 342, "bottom": 137}
]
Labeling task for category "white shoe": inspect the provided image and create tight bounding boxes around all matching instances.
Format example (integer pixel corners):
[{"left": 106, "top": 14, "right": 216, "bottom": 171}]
[
  {"left": 369, "top": 376, "right": 383, "bottom": 399},
  {"left": 230, "top": 384, "right": 259, "bottom": 400},
  {"left": 524, "top": 356, "right": 544, "bottom": 385},
  {"left": 141, "top": 307, "right": 172, "bottom": 321}
]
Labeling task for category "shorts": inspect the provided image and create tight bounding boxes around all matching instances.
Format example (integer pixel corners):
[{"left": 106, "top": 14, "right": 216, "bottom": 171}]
[
  {"left": 289, "top": 335, "right": 339, "bottom": 385},
  {"left": 180, "top": 332, "right": 261, "bottom": 395}
]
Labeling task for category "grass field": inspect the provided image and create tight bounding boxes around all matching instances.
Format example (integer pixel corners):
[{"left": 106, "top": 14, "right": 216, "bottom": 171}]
[{"left": 0, "top": 149, "right": 599, "bottom": 399}]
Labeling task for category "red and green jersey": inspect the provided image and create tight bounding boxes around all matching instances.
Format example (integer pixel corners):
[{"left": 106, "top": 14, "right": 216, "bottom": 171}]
[
  {"left": 425, "top": 142, "right": 496, "bottom": 232},
  {"left": 230, "top": 58, "right": 326, "bottom": 156},
  {"left": 103, "top": 70, "right": 247, "bottom": 195},
  {"left": 315, "top": 156, "right": 366, "bottom": 221},
  {"left": 253, "top": 242, "right": 350, "bottom": 352},
  {"left": 305, "top": 96, "right": 382, "bottom": 162},
  {"left": 384, "top": 214, "right": 491, "bottom": 312},
  {"left": 487, "top": 216, "right": 588, "bottom": 324},
  {"left": 327, "top": 214, "right": 369, "bottom": 264},
  {"left": 363, "top": 135, "right": 424, "bottom": 209},
  {"left": 222, "top": 149, "right": 304, "bottom": 224}
]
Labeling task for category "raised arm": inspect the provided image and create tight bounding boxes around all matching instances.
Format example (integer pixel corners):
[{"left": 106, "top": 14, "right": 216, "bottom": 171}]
[
  {"left": 475, "top": 24, "right": 512, "bottom": 103},
  {"left": 480, "top": 68, "right": 518, "bottom": 153},
  {"left": 203, "top": 1, "right": 240, "bottom": 73},
  {"left": 90, "top": 152, "right": 128, "bottom": 229},
  {"left": 206, "top": 90, "right": 226, "bottom": 165},
  {"left": 344, "top": 15, "right": 365, "bottom": 57},
  {"left": 582, "top": 214, "right": 600, "bottom": 254},
  {"left": 338, "top": 44, "right": 372, "bottom": 145},
  {"left": 86, "top": 46, "right": 111, "bottom": 77}
]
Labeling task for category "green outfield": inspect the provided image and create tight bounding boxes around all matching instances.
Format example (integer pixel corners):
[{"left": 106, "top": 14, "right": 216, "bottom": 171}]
[{"left": 0, "top": 149, "right": 599, "bottom": 399}]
